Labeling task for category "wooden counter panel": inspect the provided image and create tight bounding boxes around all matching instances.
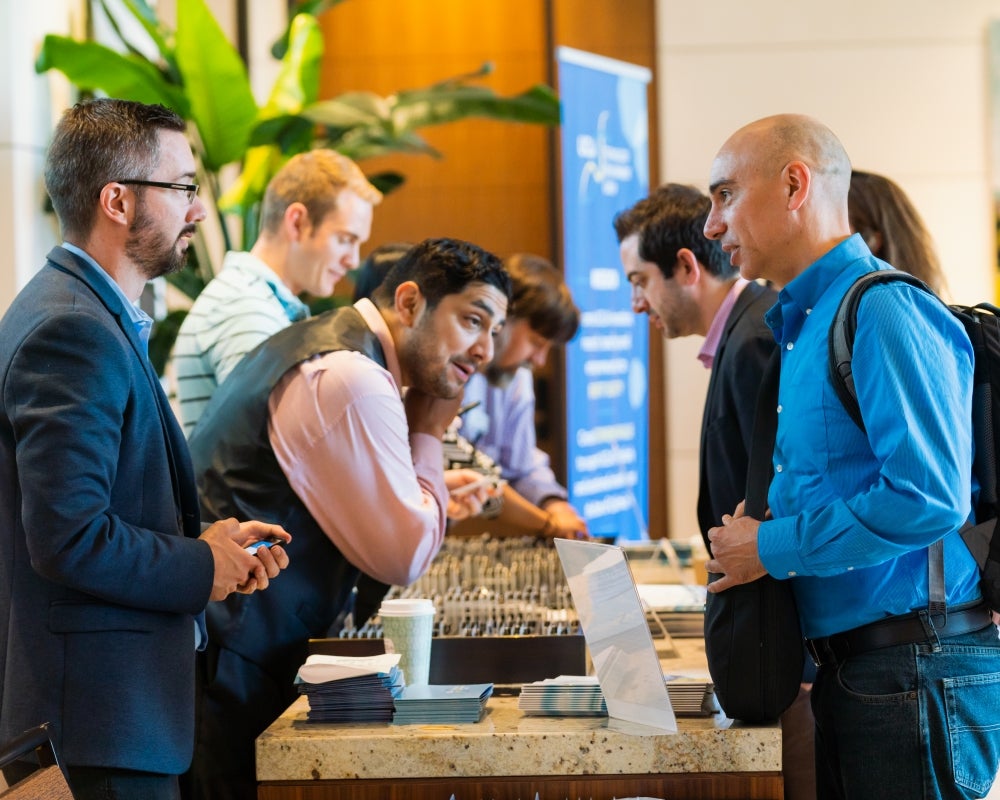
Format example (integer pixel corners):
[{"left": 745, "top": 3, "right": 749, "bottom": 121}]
[{"left": 258, "top": 771, "right": 783, "bottom": 800}]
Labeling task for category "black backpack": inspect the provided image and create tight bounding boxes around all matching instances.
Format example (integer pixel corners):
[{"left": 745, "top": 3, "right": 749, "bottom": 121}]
[{"left": 828, "top": 269, "right": 1000, "bottom": 611}]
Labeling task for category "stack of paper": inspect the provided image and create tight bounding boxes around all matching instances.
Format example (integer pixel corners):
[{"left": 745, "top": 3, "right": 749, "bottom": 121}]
[
  {"left": 518, "top": 676, "right": 607, "bottom": 716},
  {"left": 518, "top": 674, "right": 717, "bottom": 718},
  {"left": 636, "top": 584, "right": 707, "bottom": 639},
  {"left": 295, "top": 653, "right": 404, "bottom": 723},
  {"left": 392, "top": 683, "right": 494, "bottom": 724},
  {"left": 664, "top": 672, "right": 718, "bottom": 716}
]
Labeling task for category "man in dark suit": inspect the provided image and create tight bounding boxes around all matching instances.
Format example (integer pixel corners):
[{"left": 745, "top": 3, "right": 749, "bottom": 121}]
[
  {"left": 614, "top": 183, "right": 815, "bottom": 800},
  {"left": 0, "top": 98, "right": 290, "bottom": 800},
  {"left": 613, "top": 183, "right": 776, "bottom": 545}
]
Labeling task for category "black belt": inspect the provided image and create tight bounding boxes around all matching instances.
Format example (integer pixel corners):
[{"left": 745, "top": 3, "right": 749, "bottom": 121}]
[{"left": 805, "top": 600, "right": 992, "bottom": 667}]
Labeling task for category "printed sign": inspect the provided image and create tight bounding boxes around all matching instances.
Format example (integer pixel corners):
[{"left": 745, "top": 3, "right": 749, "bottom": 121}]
[{"left": 557, "top": 48, "right": 652, "bottom": 541}]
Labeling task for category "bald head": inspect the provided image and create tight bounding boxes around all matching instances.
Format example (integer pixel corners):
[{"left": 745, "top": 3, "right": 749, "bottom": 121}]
[
  {"left": 704, "top": 114, "right": 853, "bottom": 286},
  {"left": 730, "top": 114, "right": 852, "bottom": 200}
]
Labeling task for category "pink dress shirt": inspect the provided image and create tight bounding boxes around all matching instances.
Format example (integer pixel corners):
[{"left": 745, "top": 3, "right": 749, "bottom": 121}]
[
  {"left": 267, "top": 299, "right": 448, "bottom": 587},
  {"left": 698, "top": 278, "right": 749, "bottom": 369}
]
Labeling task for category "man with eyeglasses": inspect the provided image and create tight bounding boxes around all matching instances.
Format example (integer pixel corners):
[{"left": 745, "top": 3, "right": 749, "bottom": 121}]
[
  {"left": 118, "top": 178, "right": 201, "bottom": 204},
  {"left": 171, "top": 149, "right": 382, "bottom": 436},
  {"left": 0, "top": 98, "right": 291, "bottom": 800}
]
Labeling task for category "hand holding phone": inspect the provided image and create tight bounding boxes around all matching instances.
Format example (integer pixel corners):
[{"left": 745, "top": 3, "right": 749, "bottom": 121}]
[
  {"left": 449, "top": 474, "right": 495, "bottom": 498},
  {"left": 244, "top": 536, "right": 285, "bottom": 554}
]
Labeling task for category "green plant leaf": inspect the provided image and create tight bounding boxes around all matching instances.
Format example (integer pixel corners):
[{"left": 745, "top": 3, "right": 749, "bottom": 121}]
[
  {"left": 367, "top": 171, "right": 406, "bottom": 195},
  {"left": 219, "top": 14, "right": 325, "bottom": 226},
  {"left": 302, "top": 93, "right": 389, "bottom": 128},
  {"left": 35, "top": 35, "right": 188, "bottom": 113},
  {"left": 260, "top": 13, "right": 324, "bottom": 117},
  {"left": 217, "top": 145, "right": 283, "bottom": 220},
  {"left": 271, "top": 0, "right": 348, "bottom": 60},
  {"left": 100, "top": 0, "right": 180, "bottom": 82},
  {"left": 165, "top": 262, "right": 207, "bottom": 301},
  {"left": 174, "top": 0, "right": 258, "bottom": 171},
  {"left": 390, "top": 84, "right": 561, "bottom": 132},
  {"left": 249, "top": 115, "right": 319, "bottom": 154},
  {"left": 333, "top": 129, "right": 441, "bottom": 161}
]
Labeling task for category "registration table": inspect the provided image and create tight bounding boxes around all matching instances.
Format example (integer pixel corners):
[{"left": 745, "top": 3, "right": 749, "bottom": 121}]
[{"left": 254, "top": 640, "right": 783, "bottom": 800}]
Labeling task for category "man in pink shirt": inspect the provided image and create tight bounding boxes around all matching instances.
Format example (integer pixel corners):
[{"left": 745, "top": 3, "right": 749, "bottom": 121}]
[{"left": 183, "top": 237, "right": 511, "bottom": 800}]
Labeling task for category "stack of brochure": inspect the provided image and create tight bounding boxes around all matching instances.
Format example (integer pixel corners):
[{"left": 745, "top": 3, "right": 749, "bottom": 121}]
[
  {"left": 518, "top": 673, "right": 717, "bottom": 718},
  {"left": 518, "top": 676, "right": 607, "bottom": 717},
  {"left": 295, "top": 653, "right": 404, "bottom": 723},
  {"left": 662, "top": 672, "right": 718, "bottom": 716},
  {"left": 392, "top": 683, "right": 494, "bottom": 724},
  {"left": 635, "top": 583, "right": 708, "bottom": 639}
]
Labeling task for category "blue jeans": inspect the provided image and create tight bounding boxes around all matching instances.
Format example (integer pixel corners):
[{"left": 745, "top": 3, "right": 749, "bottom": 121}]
[{"left": 811, "top": 621, "right": 1000, "bottom": 800}]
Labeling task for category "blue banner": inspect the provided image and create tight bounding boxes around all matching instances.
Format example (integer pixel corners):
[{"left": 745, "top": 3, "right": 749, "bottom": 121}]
[{"left": 557, "top": 48, "right": 651, "bottom": 542}]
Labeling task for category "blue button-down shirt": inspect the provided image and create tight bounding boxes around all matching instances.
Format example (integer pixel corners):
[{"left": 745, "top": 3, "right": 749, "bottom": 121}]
[
  {"left": 460, "top": 369, "right": 568, "bottom": 507},
  {"left": 62, "top": 242, "right": 153, "bottom": 353},
  {"left": 758, "top": 234, "right": 980, "bottom": 638}
]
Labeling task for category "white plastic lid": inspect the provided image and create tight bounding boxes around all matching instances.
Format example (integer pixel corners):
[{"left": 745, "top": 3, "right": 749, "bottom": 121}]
[{"left": 378, "top": 598, "right": 435, "bottom": 616}]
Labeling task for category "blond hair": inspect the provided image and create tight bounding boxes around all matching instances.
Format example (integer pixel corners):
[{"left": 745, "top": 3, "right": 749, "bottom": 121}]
[{"left": 259, "top": 149, "right": 382, "bottom": 234}]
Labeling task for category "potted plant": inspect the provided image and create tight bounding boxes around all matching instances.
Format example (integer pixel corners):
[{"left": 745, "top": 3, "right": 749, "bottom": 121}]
[{"left": 36, "top": 0, "right": 560, "bottom": 372}]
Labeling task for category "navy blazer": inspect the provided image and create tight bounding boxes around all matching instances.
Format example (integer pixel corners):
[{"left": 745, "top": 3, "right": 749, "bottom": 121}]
[
  {"left": 697, "top": 281, "right": 778, "bottom": 547},
  {"left": 0, "top": 247, "right": 214, "bottom": 773}
]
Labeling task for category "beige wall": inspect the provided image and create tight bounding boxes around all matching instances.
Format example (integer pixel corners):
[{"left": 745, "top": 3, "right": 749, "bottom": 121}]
[
  {"left": 5, "top": 1, "right": 1000, "bottom": 544},
  {"left": 0, "top": 0, "right": 81, "bottom": 312},
  {"left": 655, "top": 0, "right": 1000, "bottom": 539},
  {"left": 0, "top": 0, "right": 267, "bottom": 315}
]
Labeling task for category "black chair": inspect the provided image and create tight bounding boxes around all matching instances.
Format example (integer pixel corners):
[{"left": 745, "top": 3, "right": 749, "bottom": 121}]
[{"left": 0, "top": 723, "right": 75, "bottom": 799}]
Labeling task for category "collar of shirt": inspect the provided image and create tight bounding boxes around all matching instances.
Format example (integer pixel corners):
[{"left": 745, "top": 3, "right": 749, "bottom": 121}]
[
  {"left": 764, "top": 233, "right": 871, "bottom": 346},
  {"left": 224, "top": 250, "right": 310, "bottom": 323},
  {"left": 697, "top": 278, "right": 749, "bottom": 369},
  {"left": 62, "top": 242, "right": 154, "bottom": 351},
  {"left": 354, "top": 298, "right": 403, "bottom": 390}
]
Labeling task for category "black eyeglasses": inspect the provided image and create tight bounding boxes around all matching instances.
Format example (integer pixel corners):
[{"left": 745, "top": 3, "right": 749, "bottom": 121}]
[{"left": 116, "top": 179, "right": 199, "bottom": 204}]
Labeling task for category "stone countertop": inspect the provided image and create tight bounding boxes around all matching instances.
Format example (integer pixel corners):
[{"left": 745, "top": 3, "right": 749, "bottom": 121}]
[{"left": 255, "top": 639, "right": 781, "bottom": 783}]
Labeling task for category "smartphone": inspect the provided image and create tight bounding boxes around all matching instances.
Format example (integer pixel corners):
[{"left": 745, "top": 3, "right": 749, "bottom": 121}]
[
  {"left": 449, "top": 475, "right": 496, "bottom": 498},
  {"left": 244, "top": 536, "right": 284, "bottom": 554}
]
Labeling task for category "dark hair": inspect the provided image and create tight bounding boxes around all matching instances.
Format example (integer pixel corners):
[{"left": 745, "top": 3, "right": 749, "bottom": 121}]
[
  {"left": 849, "top": 169, "right": 947, "bottom": 296},
  {"left": 504, "top": 253, "right": 579, "bottom": 344},
  {"left": 612, "top": 183, "right": 733, "bottom": 280},
  {"left": 352, "top": 242, "right": 414, "bottom": 301},
  {"left": 44, "top": 99, "right": 187, "bottom": 240},
  {"left": 372, "top": 237, "right": 512, "bottom": 310}
]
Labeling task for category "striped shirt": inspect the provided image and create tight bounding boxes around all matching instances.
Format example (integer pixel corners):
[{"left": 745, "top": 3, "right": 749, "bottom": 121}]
[{"left": 172, "top": 251, "right": 308, "bottom": 436}]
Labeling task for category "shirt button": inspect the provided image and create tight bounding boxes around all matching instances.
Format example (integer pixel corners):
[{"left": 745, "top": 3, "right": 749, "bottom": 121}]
[
  {"left": 788, "top": 571, "right": 797, "bottom": 577},
  {"left": 805, "top": 308, "right": 812, "bottom": 314},
  {"left": 786, "top": 342, "right": 795, "bottom": 351},
  {"left": 775, "top": 464, "right": 783, "bottom": 473},
  {"left": 776, "top": 404, "right": 783, "bottom": 413}
]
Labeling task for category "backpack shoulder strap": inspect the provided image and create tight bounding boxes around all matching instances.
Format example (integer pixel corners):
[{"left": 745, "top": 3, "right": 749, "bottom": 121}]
[
  {"left": 828, "top": 269, "right": 933, "bottom": 433},
  {"left": 828, "top": 270, "right": 980, "bottom": 613}
]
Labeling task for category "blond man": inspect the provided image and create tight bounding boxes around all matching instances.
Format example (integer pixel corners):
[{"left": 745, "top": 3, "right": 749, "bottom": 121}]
[{"left": 172, "top": 150, "right": 381, "bottom": 435}]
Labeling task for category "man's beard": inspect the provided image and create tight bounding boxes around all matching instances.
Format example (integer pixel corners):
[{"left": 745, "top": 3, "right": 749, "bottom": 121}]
[
  {"left": 483, "top": 360, "right": 519, "bottom": 389},
  {"left": 400, "top": 319, "right": 468, "bottom": 399},
  {"left": 125, "top": 204, "right": 192, "bottom": 281}
]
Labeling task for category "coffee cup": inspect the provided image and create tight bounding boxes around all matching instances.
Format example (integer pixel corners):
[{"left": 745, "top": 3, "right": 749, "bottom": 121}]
[{"left": 379, "top": 598, "right": 435, "bottom": 685}]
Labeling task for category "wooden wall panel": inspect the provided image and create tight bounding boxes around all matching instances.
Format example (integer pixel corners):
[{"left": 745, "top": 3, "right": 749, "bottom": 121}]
[
  {"left": 315, "top": 0, "right": 664, "bottom": 538},
  {"left": 316, "top": 0, "right": 553, "bottom": 260}
]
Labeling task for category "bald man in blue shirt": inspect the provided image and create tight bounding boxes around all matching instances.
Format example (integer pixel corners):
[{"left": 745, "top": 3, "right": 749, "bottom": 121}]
[{"left": 703, "top": 113, "right": 999, "bottom": 800}]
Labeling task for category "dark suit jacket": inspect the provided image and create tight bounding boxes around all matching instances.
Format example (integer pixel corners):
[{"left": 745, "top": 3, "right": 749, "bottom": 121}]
[
  {"left": 697, "top": 281, "right": 778, "bottom": 548},
  {"left": 0, "top": 247, "right": 214, "bottom": 773}
]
